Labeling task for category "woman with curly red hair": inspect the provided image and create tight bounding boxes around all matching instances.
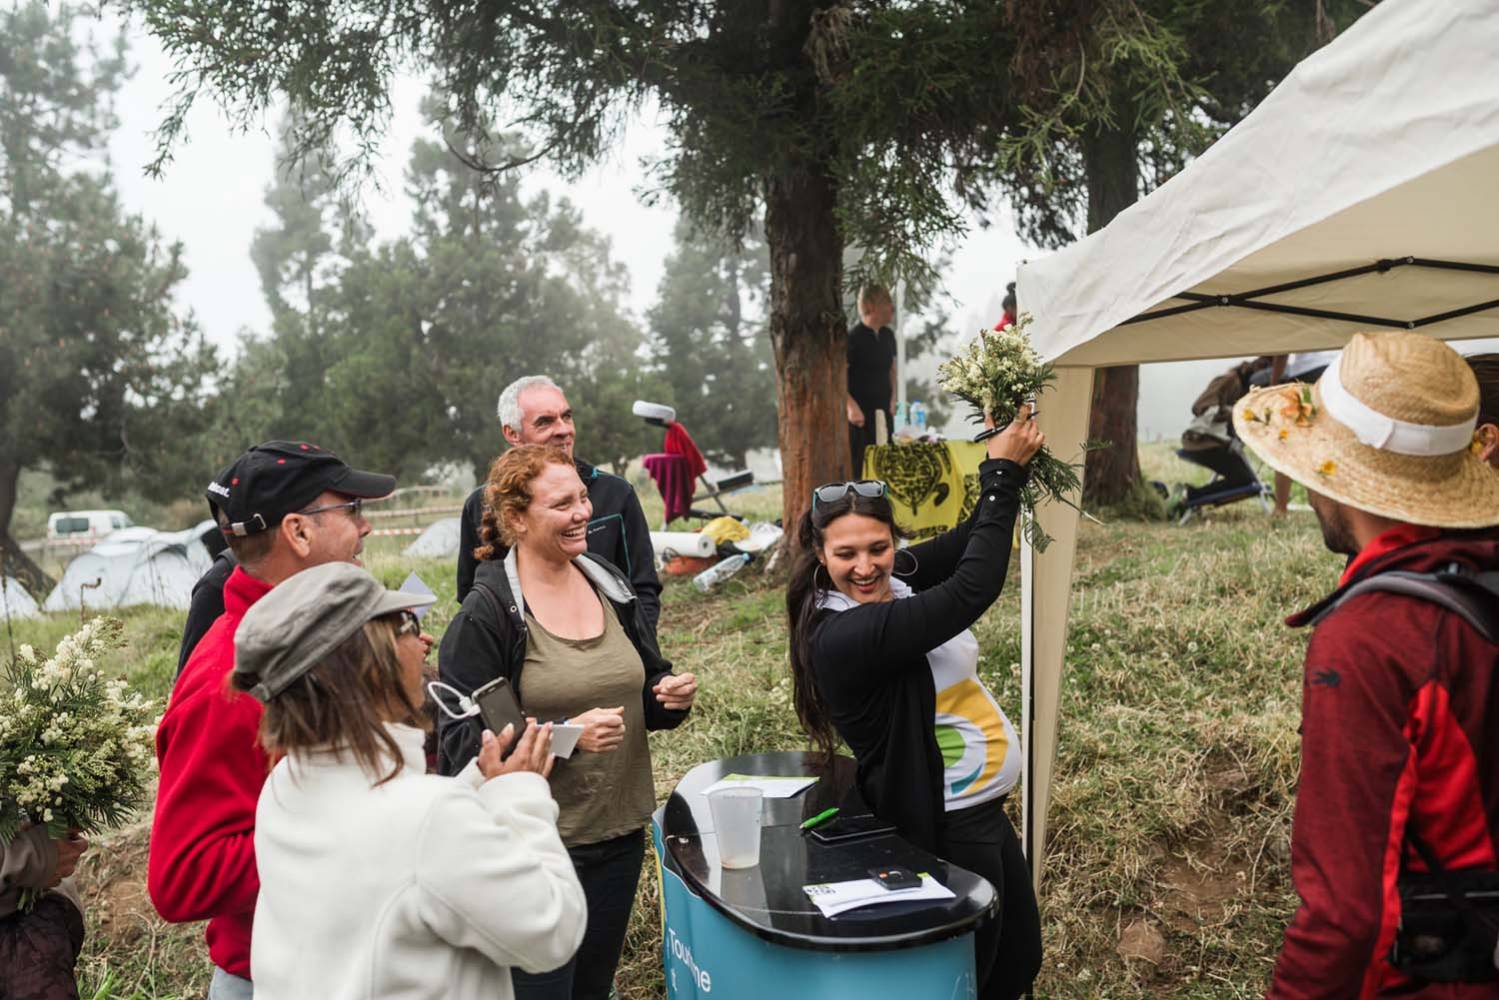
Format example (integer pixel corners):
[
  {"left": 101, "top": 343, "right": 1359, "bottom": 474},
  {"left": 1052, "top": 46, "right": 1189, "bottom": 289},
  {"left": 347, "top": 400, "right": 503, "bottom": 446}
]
[{"left": 438, "top": 444, "right": 696, "bottom": 1000}]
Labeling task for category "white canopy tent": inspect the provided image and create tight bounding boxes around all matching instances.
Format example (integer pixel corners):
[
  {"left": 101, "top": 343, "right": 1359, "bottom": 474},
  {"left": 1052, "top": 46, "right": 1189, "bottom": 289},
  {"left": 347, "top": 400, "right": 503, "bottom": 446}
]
[{"left": 1014, "top": 0, "right": 1499, "bottom": 887}]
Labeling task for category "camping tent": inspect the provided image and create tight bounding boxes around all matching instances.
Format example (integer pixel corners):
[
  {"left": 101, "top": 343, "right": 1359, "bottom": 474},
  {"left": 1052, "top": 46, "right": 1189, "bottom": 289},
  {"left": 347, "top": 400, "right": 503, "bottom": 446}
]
[
  {"left": 404, "top": 517, "right": 463, "bottom": 559},
  {"left": 42, "top": 521, "right": 217, "bottom": 613},
  {"left": 1013, "top": 0, "right": 1499, "bottom": 887},
  {"left": 1, "top": 576, "right": 41, "bottom": 621}
]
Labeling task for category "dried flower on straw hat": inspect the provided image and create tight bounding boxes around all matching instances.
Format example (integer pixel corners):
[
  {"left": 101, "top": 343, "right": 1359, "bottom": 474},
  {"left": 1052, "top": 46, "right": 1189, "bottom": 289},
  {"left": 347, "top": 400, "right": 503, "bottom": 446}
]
[{"left": 1233, "top": 331, "right": 1499, "bottom": 529}]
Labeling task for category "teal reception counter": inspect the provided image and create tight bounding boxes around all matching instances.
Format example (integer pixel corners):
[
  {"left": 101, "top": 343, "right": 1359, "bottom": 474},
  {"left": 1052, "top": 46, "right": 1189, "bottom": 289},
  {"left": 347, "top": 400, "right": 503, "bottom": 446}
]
[{"left": 651, "top": 751, "right": 996, "bottom": 999}]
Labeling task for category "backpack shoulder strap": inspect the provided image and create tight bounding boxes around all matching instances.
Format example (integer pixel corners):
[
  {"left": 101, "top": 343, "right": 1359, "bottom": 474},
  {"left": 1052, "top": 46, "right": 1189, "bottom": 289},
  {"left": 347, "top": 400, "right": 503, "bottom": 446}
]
[
  {"left": 1310, "top": 566, "right": 1499, "bottom": 643},
  {"left": 469, "top": 578, "right": 506, "bottom": 625}
]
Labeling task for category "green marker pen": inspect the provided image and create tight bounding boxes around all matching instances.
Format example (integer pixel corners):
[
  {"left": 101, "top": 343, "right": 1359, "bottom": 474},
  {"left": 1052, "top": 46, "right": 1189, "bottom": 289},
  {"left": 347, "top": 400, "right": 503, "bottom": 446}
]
[{"left": 800, "top": 807, "right": 839, "bottom": 831}]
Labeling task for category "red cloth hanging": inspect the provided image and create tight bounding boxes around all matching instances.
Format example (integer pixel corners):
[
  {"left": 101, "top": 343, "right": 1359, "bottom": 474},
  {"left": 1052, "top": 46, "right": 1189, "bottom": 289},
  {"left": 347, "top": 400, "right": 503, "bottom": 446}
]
[
  {"left": 643, "top": 453, "right": 694, "bottom": 524},
  {"left": 663, "top": 421, "right": 709, "bottom": 481}
]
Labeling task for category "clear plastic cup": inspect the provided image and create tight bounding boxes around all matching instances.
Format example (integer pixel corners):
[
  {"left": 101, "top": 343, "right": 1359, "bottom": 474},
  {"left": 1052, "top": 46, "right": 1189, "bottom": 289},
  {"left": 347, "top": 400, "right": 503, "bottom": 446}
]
[{"left": 708, "top": 786, "right": 764, "bottom": 869}]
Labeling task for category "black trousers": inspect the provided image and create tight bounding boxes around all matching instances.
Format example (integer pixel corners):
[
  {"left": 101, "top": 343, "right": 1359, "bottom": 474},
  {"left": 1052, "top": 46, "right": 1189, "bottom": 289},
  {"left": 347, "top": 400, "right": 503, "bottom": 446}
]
[
  {"left": 941, "top": 799, "right": 1043, "bottom": 1000},
  {"left": 513, "top": 829, "right": 645, "bottom": 1000},
  {"left": 1178, "top": 444, "right": 1259, "bottom": 502},
  {"left": 849, "top": 407, "right": 891, "bottom": 478}
]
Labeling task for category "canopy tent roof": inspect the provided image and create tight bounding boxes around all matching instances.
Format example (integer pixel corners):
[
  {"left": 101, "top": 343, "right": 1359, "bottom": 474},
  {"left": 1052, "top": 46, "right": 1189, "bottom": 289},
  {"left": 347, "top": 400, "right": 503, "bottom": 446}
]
[
  {"left": 1013, "top": 0, "right": 1499, "bottom": 889},
  {"left": 1021, "top": 0, "right": 1499, "bottom": 369}
]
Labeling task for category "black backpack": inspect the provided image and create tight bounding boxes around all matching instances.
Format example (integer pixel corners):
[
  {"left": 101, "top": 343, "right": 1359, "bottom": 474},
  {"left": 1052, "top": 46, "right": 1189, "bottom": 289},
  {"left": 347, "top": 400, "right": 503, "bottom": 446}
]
[{"left": 1306, "top": 564, "right": 1499, "bottom": 642}]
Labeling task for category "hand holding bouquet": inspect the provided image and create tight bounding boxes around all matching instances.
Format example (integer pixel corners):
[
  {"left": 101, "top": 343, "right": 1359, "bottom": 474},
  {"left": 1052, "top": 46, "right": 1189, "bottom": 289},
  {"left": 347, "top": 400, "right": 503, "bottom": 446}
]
[
  {"left": 937, "top": 317, "right": 1087, "bottom": 550},
  {"left": 1, "top": 618, "right": 157, "bottom": 908}
]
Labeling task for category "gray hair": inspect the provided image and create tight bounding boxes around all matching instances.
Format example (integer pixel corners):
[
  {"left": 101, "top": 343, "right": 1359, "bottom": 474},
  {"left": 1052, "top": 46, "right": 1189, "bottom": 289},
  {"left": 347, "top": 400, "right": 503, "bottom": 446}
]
[{"left": 496, "top": 375, "right": 563, "bottom": 433}]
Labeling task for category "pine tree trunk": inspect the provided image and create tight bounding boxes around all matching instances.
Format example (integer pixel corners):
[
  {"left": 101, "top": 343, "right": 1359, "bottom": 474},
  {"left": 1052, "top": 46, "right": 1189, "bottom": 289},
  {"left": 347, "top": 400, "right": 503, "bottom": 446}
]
[
  {"left": 0, "top": 460, "right": 55, "bottom": 597},
  {"left": 1081, "top": 112, "right": 1143, "bottom": 507},
  {"left": 765, "top": 162, "right": 847, "bottom": 550}
]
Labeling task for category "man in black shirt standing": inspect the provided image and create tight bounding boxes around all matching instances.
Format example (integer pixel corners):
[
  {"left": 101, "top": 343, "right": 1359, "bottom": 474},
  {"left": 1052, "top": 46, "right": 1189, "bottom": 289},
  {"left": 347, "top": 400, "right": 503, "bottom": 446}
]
[{"left": 847, "top": 284, "right": 898, "bottom": 477}]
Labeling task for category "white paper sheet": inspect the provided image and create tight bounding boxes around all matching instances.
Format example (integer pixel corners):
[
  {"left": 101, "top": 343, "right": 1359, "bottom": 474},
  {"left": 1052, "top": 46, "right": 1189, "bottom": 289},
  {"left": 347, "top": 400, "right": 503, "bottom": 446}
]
[
  {"left": 399, "top": 572, "right": 437, "bottom": 619},
  {"left": 546, "top": 723, "right": 583, "bottom": 760},
  {"left": 700, "top": 774, "right": 818, "bottom": 799},
  {"left": 802, "top": 875, "right": 956, "bottom": 918}
]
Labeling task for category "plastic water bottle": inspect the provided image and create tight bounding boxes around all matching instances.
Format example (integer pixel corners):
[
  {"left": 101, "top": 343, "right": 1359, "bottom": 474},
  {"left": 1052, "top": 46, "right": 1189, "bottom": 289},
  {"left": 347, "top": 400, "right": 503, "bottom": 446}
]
[
  {"left": 692, "top": 553, "right": 752, "bottom": 593},
  {"left": 910, "top": 400, "right": 927, "bottom": 432}
]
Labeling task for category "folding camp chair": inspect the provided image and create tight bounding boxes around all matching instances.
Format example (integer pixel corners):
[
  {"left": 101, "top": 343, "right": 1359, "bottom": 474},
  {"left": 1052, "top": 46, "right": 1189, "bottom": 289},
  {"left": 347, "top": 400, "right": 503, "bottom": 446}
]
[{"left": 633, "top": 401, "right": 755, "bottom": 526}]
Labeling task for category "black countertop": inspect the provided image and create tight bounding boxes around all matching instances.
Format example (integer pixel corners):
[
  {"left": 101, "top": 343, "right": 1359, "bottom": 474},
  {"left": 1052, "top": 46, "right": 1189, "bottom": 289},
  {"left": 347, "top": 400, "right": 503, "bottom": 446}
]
[{"left": 655, "top": 750, "right": 996, "bottom": 953}]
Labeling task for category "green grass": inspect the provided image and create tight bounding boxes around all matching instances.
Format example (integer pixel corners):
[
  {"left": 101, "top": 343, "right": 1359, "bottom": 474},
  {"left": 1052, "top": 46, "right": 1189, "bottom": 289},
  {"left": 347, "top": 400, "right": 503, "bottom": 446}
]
[{"left": 2, "top": 457, "right": 1344, "bottom": 998}]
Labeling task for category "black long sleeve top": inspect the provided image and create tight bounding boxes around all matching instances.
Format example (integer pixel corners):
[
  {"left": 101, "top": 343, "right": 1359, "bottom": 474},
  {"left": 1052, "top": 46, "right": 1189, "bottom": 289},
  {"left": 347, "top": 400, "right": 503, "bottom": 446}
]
[{"left": 809, "top": 457, "right": 1028, "bottom": 854}]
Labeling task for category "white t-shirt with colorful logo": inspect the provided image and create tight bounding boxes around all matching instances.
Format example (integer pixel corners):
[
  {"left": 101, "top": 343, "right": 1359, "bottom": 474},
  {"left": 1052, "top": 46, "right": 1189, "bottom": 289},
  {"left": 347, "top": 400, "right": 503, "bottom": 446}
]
[{"left": 820, "top": 577, "right": 1021, "bottom": 811}]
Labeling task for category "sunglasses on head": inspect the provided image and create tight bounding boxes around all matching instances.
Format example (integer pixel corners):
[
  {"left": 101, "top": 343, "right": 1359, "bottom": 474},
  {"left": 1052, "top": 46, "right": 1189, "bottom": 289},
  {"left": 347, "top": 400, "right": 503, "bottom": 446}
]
[
  {"left": 395, "top": 610, "right": 421, "bottom": 637},
  {"left": 811, "top": 480, "right": 887, "bottom": 509}
]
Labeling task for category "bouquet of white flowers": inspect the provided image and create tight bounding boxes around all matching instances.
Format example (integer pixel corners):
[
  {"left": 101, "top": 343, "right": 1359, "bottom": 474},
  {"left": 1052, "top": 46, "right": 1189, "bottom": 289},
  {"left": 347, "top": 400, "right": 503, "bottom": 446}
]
[
  {"left": 936, "top": 317, "right": 1087, "bottom": 550},
  {"left": 1, "top": 618, "right": 157, "bottom": 908}
]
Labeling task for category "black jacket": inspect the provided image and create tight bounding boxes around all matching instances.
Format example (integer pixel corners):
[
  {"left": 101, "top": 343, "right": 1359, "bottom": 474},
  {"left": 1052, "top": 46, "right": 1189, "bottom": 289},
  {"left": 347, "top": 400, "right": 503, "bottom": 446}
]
[
  {"left": 810, "top": 457, "right": 1026, "bottom": 854},
  {"left": 436, "top": 551, "right": 688, "bottom": 776},
  {"left": 176, "top": 551, "right": 237, "bottom": 676},
  {"left": 456, "top": 457, "right": 661, "bottom": 634}
]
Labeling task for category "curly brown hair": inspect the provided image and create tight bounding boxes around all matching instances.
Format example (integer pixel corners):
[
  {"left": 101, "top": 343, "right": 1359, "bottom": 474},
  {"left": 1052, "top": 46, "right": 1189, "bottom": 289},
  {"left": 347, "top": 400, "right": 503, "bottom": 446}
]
[{"left": 474, "top": 444, "right": 577, "bottom": 561}]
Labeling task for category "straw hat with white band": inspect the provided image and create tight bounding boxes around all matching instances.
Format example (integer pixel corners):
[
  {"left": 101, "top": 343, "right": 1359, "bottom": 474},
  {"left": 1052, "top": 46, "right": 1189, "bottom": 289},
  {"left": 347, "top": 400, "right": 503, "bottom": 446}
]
[{"left": 1233, "top": 331, "right": 1499, "bottom": 529}]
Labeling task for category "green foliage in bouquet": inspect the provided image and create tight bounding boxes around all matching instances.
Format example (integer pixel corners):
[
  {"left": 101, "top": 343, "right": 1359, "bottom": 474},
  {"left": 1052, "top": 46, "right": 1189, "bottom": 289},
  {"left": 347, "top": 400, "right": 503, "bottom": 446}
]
[
  {"left": 0, "top": 619, "right": 157, "bottom": 856},
  {"left": 936, "top": 318, "right": 1092, "bottom": 551}
]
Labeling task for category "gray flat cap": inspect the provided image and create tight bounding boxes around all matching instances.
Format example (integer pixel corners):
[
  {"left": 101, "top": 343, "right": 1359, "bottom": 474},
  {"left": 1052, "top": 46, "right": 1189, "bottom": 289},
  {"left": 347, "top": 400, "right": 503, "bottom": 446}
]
[{"left": 234, "top": 562, "right": 436, "bottom": 702}]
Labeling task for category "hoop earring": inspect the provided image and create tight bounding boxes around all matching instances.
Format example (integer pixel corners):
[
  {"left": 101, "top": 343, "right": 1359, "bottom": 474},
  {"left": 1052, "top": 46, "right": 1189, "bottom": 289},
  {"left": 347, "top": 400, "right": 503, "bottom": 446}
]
[
  {"left": 894, "top": 548, "right": 920, "bottom": 577},
  {"left": 813, "top": 564, "right": 831, "bottom": 591}
]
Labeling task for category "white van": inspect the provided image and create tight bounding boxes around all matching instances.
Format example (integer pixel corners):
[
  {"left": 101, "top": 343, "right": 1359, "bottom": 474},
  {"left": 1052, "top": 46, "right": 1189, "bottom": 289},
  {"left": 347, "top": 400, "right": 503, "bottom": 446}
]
[{"left": 46, "top": 509, "right": 134, "bottom": 542}]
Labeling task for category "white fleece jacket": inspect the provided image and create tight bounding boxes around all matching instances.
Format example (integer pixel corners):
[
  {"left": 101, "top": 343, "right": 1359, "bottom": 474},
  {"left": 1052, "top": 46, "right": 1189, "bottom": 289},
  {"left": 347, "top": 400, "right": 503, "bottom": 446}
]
[{"left": 249, "top": 724, "right": 586, "bottom": 1000}]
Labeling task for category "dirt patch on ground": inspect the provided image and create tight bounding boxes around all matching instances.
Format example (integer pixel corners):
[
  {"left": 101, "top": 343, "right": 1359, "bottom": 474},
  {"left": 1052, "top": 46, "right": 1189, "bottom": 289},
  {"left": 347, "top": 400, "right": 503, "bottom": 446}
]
[
  {"left": 1160, "top": 850, "right": 1244, "bottom": 934},
  {"left": 1157, "top": 813, "right": 1252, "bottom": 937},
  {"left": 76, "top": 821, "right": 158, "bottom": 949}
]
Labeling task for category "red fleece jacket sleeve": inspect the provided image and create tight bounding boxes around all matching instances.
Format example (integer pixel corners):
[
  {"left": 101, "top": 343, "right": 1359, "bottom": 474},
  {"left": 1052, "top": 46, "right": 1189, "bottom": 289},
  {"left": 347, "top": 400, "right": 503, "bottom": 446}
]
[
  {"left": 1268, "top": 608, "right": 1415, "bottom": 999},
  {"left": 148, "top": 668, "right": 265, "bottom": 924}
]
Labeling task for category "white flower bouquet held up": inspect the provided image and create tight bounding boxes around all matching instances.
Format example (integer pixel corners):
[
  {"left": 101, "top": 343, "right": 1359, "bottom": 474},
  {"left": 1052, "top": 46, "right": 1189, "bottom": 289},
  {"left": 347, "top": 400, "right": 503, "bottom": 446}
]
[
  {"left": 1, "top": 618, "right": 157, "bottom": 908},
  {"left": 936, "top": 317, "right": 1092, "bottom": 551}
]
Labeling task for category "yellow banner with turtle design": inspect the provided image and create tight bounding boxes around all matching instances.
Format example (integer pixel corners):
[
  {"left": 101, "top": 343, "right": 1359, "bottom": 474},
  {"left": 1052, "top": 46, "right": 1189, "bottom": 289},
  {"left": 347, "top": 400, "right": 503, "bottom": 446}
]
[{"left": 862, "top": 441, "right": 988, "bottom": 541}]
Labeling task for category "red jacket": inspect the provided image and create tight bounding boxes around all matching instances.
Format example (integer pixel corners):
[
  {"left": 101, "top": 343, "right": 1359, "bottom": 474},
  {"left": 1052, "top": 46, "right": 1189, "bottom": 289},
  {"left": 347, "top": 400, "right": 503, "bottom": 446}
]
[
  {"left": 148, "top": 567, "right": 273, "bottom": 979},
  {"left": 1268, "top": 529, "right": 1499, "bottom": 999}
]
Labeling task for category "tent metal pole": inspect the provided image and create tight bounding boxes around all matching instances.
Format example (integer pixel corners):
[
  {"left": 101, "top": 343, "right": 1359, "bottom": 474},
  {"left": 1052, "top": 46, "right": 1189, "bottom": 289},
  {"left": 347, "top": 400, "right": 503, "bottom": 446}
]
[
  {"left": 1020, "top": 511, "right": 1036, "bottom": 868},
  {"left": 1231, "top": 300, "right": 1409, "bottom": 327},
  {"left": 1412, "top": 297, "right": 1499, "bottom": 327},
  {"left": 1123, "top": 257, "right": 1499, "bottom": 328},
  {"left": 1407, "top": 258, "right": 1499, "bottom": 275},
  {"left": 1118, "top": 299, "right": 1217, "bottom": 325}
]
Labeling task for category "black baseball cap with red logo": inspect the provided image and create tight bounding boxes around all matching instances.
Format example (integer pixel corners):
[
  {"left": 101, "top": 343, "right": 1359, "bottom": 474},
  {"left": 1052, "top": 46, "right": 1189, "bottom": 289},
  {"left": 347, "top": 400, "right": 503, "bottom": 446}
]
[{"left": 205, "top": 441, "right": 396, "bottom": 537}]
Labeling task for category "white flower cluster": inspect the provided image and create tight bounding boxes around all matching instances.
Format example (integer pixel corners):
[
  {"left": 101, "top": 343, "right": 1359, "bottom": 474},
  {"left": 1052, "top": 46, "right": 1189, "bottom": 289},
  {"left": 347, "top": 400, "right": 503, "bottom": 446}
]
[
  {"left": 1, "top": 617, "right": 157, "bottom": 845},
  {"left": 933, "top": 315, "right": 1087, "bottom": 552},
  {"left": 11, "top": 754, "right": 68, "bottom": 822},
  {"left": 936, "top": 319, "right": 1050, "bottom": 420}
]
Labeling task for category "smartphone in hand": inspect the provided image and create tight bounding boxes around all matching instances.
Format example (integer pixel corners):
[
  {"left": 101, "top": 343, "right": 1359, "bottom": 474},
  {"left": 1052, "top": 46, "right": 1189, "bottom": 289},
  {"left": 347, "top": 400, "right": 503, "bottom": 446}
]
[{"left": 472, "top": 677, "right": 526, "bottom": 756}]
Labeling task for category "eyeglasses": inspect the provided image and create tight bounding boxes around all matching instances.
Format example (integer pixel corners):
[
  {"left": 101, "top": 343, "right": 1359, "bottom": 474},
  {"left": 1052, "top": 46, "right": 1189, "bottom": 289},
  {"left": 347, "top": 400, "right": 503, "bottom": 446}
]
[
  {"left": 396, "top": 610, "right": 421, "bottom": 637},
  {"left": 297, "top": 498, "right": 364, "bottom": 520},
  {"left": 811, "top": 480, "right": 887, "bottom": 508}
]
